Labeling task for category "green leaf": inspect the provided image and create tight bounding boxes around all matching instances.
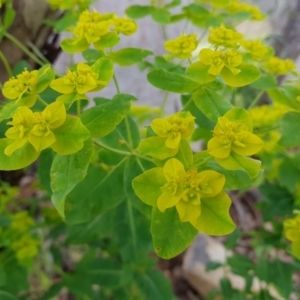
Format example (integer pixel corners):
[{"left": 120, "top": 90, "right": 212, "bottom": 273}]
[
  {"left": 77, "top": 258, "right": 126, "bottom": 288},
  {"left": 92, "top": 57, "right": 114, "bottom": 89},
  {"left": 0, "top": 97, "right": 36, "bottom": 121},
  {"left": 52, "top": 115, "right": 90, "bottom": 155},
  {"left": 124, "top": 157, "right": 153, "bottom": 218},
  {"left": 250, "top": 73, "right": 277, "bottom": 91},
  {"left": 0, "top": 139, "right": 39, "bottom": 170},
  {"left": 98, "top": 115, "right": 140, "bottom": 162},
  {"left": 278, "top": 156, "right": 300, "bottom": 193},
  {"left": 38, "top": 148, "right": 54, "bottom": 194},
  {"left": 94, "top": 32, "right": 120, "bottom": 49},
  {"left": 0, "top": 291, "right": 18, "bottom": 300},
  {"left": 132, "top": 167, "right": 165, "bottom": 207},
  {"left": 125, "top": 5, "right": 153, "bottom": 19},
  {"left": 36, "top": 64, "right": 55, "bottom": 93},
  {"left": 51, "top": 138, "right": 93, "bottom": 218},
  {"left": 227, "top": 254, "right": 253, "bottom": 276},
  {"left": 139, "top": 136, "right": 178, "bottom": 160},
  {"left": 81, "top": 93, "right": 133, "bottom": 138},
  {"left": 109, "top": 48, "right": 153, "bottom": 66},
  {"left": 206, "top": 261, "right": 223, "bottom": 271},
  {"left": 183, "top": 4, "right": 210, "bottom": 27},
  {"left": 66, "top": 210, "right": 115, "bottom": 244},
  {"left": 164, "top": 0, "right": 181, "bottom": 8},
  {"left": 147, "top": 69, "right": 199, "bottom": 93},
  {"left": 151, "top": 8, "right": 171, "bottom": 24},
  {"left": 82, "top": 49, "right": 105, "bottom": 63},
  {"left": 216, "top": 153, "right": 261, "bottom": 179},
  {"left": 185, "top": 61, "right": 216, "bottom": 84},
  {"left": 65, "top": 160, "right": 126, "bottom": 224},
  {"left": 220, "top": 63, "right": 261, "bottom": 87},
  {"left": 279, "top": 112, "right": 300, "bottom": 146},
  {"left": 3, "top": 6, "right": 16, "bottom": 29},
  {"left": 151, "top": 207, "right": 198, "bottom": 259},
  {"left": 268, "top": 86, "right": 300, "bottom": 110},
  {"left": 194, "top": 151, "right": 255, "bottom": 190},
  {"left": 174, "top": 139, "right": 193, "bottom": 169},
  {"left": 192, "top": 87, "right": 233, "bottom": 122},
  {"left": 192, "top": 192, "right": 235, "bottom": 235},
  {"left": 61, "top": 37, "right": 89, "bottom": 53},
  {"left": 135, "top": 270, "right": 174, "bottom": 300}
]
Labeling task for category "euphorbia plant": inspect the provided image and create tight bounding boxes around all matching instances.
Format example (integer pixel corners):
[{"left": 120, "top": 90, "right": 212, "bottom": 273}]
[{"left": 0, "top": 0, "right": 300, "bottom": 298}]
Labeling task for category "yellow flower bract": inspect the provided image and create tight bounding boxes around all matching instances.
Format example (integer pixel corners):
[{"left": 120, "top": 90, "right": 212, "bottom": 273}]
[
  {"left": 5, "top": 102, "right": 66, "bottom": 155},
  {"left": 208, "top": 24, "right": 243, "bottom": 48},
  {"left": 208, "top": 110, "right": 263, "bottom": 159},
  {"left": 199, "top": 48, "right": 242, "bottom": 75},
  {"left": 151, "top": 111, "right": 195, "bottom": 149},
  {"left": 164, "top": 34, "right": 198, "bottom": 59},
  {"left": 158, "top": 158, "right": 225, "bottom": 223}
]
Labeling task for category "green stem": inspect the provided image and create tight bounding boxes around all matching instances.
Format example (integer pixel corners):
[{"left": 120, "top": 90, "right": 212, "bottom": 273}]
[
  {"left": 182, "top": 96, "right": 193, "bottom": 111},
  {"left": 161, "top": 25, "right": 168, "bottom": 40},
  {"left": 37, "top": 95, "right": 48, "bottom": 106},
  {"left": 126, "top": 197, "right": 137, "bottom": 258},
  {"left": 248, "top": 90, "right": 264, "bottom": 109},
  {"left": 198, "top": 29, "right": 208, "bottom": 43},
  {"left": 77, "top": 100, "right": 81, "bottom": 116},
  {"left": 27, "top": 40, "right": 50, "bottom": 65},
  {"left": 125, "top": 116, "right": 133, "bottom": 148},
  {"left": 193, "top": 156, "right": 212, "bottom": 168},
  {"left": 4, "top": 32, "right": 45, "bottom": 66},
  {"left": 94, "top": 140, "right": 153, "bottom": 163},
  {"left": 160, "top": 92, "right": 169, "bottom": 115},
  {"left": 0, "top": 50, "right": 12, "bottom": 77},
  {"left": 253, "top": 125, "right": 280, "bottom": 134},
  {"left": 113, "top": 74, "right": 121, "bottom": 94}
]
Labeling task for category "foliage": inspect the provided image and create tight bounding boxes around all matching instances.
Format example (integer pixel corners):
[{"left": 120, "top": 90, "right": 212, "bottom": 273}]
[{"left": 0, "top": 0, "right": 299, "bottom": 298}]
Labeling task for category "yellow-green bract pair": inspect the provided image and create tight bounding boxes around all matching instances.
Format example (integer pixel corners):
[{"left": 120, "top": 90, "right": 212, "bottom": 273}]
[{"left": 132, "top": 158, "right": 235, "bottom": 236}]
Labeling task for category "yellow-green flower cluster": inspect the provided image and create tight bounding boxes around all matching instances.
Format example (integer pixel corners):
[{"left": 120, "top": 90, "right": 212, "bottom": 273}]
[
  {"left": 157, "top": 158, "right": 225, "bottom": 224},
  {"left": 164, "top": 34, "right": 198, "bottom": 59},
  {"left": 199, "top": 48, "right": 242, "bottom": 75},
  {"left": 62, "top": 10, "right": 137, "bottom": 52},
  {"left": 151, "top": 111, "right": 195, "bottom": 149},
  {"left": 2, "top": 66, "right": 54, "bottom": 107},
  {"left": 249, "top": 105, "right": 289, "bottom": 154},
  {"left": 208, "top": 24, "right": 243, "bottom": 48},
  {"left": 7, "top": 211, "right": 39, "bottom": 263},
  {"left": 208, "top": 108, "right": 263, "bottom": 160},
  {"left": 51, "top": 63, "right": 99, "bottom": 97},
  {"left": 264, "top": 56, "right": 297, "bottom": 76},
  {"left": 284, "top": 214, "right": 300, "bottom": 259},
  {"left": 225, "top": 2, "right": 266, "bottom": 20},
  {"left": 196, "top": 0, "right": 231, "bottom": 8},
  {"left": 4, "top": 102, "right": 66, "bottom": 155},
  {"left": 249, "top": 104, "right": 288, "bottom": 129},
  {"left": 241, "top": 39, "right": 273, "bottom": 61},
  {"left": 47, "top": 0, "right": 92, "bottom": 10}
]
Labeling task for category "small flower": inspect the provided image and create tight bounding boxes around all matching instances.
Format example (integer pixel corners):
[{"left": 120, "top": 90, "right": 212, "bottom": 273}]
[
  {"left": 157, "top": 158, "right": 225, "bottom": 222},
  {"left": 199, "top": 48, "right": 242, "bottom": 76},
  {"left": 225, "top": 3, "right": 266, "bottom": 20},
  {"left": 164, "top": 34, "right": 198, "bottom": 59},
  {"left": 2, "top": 69, "right": 38, "bottom": 102},
  {"left": 112, "top": 16, "right": 138, "bottom": 36},
  {"left": 50, "top": 63, "right": 98, "bottom": 95},
  {"left": 4, "top": 102, "right": 66, "bottom": 155},
  {"left": 151, "top": 111, "right": 195, "bottom": 149},
  {"left": 241, "top": 39, "right": 273, "bottom": 61},
  {"left": 284, "top": 215, "right": 300, "bottom": 243},
  {"left": 208, "top": 109, "right": 263, "bottom": 159},
  {"left": 264, "top": 56, "right": 297, "bottom": 76},
  {"left": 11, "top": 234, "right": 39, "bottom": 262},
  {"left": 208, "top": 24, "right": 243, "bottom": 48}
]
